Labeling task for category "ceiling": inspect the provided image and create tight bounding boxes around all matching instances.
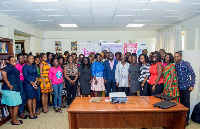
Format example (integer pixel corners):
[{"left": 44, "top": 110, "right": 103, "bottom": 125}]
[{"left": 0, "top": 0, "right": 200, "bottom": 31}]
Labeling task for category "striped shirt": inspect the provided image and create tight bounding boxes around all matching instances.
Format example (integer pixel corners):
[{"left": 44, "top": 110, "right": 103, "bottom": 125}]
[
  {"left": 175, "top": 60, "right": 196, "bottom": 90},
  {"left": 138, "top": 63, "right": 150, "bottom": 82}
]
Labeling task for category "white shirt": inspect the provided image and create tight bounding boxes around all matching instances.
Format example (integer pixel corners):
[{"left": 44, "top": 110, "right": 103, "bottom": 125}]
[{"left": 115, "top": 62, "right": 130, "bottom": 87}]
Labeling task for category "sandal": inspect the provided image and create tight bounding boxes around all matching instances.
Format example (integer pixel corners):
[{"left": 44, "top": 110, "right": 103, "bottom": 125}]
[
  {"left": 19, "top": 114, "right": 28, "bottom": 119},
  {"left": 62, "top": 105, "right": 66, "bottom": 108},
  {"left": 55, "top": 108, "right": 59, "bottom": 113},
  {"left": 29, "top": 116, "right": 37, "bottom": 119},
  {"left": 42, "top": 109, "right": 48, "bottom": 113},
  {"left": 11, "top": 120, "right": 23, "bottom": 125}
]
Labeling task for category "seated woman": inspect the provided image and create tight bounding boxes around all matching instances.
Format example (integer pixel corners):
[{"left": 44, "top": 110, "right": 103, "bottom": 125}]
[{"left": 1, "top": 56, "right": 23, "bottom": 125}]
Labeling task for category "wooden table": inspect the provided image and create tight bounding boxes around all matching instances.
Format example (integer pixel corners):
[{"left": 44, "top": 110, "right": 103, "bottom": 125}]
[{"left": 67, "top": 96, "right": 189, "bottom": 129}]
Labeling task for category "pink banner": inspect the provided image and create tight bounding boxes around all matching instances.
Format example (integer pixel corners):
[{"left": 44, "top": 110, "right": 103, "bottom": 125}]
[{"left": 124, "top": 43, "right": 138, "bottom": 54}]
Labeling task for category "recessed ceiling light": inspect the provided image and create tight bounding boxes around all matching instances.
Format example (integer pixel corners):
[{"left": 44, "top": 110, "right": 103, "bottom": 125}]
[
  {"left": 59, "top": 24, "right": 78, "bottom": 27},
  {"left": 29, "top": 0, "right": 58, "bottom": 2},
  {"left": 126, "top": 24, "right": 145, "bottom": 27},
  {"left": 151, "top": 0, "right": 180, "bottom": 2}
]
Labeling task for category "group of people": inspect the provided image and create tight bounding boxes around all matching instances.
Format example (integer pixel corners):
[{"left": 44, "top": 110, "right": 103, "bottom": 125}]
[{"left": 0, "top": 49, "right": 195, "bottom": 126}]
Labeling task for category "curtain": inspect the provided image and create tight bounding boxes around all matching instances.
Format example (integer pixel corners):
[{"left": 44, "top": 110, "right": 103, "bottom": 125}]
[{"left": 156, "top": 25, "right": 182, "bottom": 54}]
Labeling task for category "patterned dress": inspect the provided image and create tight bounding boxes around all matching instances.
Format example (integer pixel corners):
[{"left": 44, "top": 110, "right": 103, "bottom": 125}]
[
  {"left": 39, "top": 61, "right": 51, "bottom": 93},
  {"left": 162, "top": 63, "right": 180, "bottom": 102}
]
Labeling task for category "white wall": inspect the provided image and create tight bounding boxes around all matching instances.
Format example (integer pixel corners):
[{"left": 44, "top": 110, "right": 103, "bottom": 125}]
[
  {"left": 0, "top": 12, "right": 42, "bottom": 39},
  {"left": 158, "top": 14, "right": 200, "bottom": 51},
  {"left": 182, "top": 50, "right": 200, "bottom": 117},
  {"left": 0, "top": 12, "right": 43, "bottom": 55},
  {"left": 159, "top": 14, "right": 200, "bottom": 117},
  {"left": 44, "top": 31, "right": 157, "bottom": 55},
  {"left": 0, "top": 26, "right": 8, "bottom": 38},
  {"left": 14, "top": 35, "right": 30, "bottom": 54}
]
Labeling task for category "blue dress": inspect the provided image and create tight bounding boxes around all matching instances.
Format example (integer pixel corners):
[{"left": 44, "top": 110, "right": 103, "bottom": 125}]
[
  {"left": 1, "top": 64, "right": 22, "bottom": 106},
  {"left": 22, "top": 64, "right": 39, "bottom": 99}
]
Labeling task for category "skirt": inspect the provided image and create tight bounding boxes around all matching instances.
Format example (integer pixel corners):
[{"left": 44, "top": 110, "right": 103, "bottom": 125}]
[
  {"left": 91, "top": 77, "right": 105, "bottom": 91},
  {"left": 1, "top": 90, "right": 22, "bottom": 106},
  {"left": 24, "top": 83, "right": 38, "bottom": 99}
]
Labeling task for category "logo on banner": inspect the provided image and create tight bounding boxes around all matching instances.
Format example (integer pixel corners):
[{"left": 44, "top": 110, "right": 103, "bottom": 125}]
[{"left": 83, "top": 48, "right": 96, "bottom": 56}]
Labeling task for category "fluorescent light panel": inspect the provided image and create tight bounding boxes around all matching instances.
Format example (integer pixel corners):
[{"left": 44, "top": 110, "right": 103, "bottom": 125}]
[
  {"left": 59, "top": 24, "right": 78, "bottom": 27},
  {"left": 29, "top": 0, "right": 58, "bottom": 2},
  {"left": 151, "top": 0, "right": 180, "bottom": 2},
  {"left": 126, "top": 24, "right": 145, "bottom": 27}
]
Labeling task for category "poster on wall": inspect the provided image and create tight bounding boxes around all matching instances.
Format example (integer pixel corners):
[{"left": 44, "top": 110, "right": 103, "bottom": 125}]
[
  {"left": 137, "top": 43, "right": 146, "bottom": 56},
  {"left": 71, "top": 41, "right": 77, "bottom": 51},
  {"left": 101, "top": 43, "right": 122, "bottom": 54},
  {"left": 79, "top": 43, "right": 101, "bottom": 57},
  {"left": 55, "top": 41, "right": 62, "bottom": 51},
  {"left": 124, "top": 43, "right": 138, "bottom": 54},
  {"left": 124, "top": 43, "right": 146, "bottom": 56},
  {"left": 15, "top": 44, "right": 21, "bottom": 54}
]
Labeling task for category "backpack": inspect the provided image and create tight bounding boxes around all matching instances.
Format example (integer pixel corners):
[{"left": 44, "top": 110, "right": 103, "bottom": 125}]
[{"left": 191, "top": 102, "right": 200, "bottom": 123}]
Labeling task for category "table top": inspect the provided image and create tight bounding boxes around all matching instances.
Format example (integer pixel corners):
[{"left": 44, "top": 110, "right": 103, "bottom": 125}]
[{"left": 67, "top": 96, "right": 189, "bottom": 113}]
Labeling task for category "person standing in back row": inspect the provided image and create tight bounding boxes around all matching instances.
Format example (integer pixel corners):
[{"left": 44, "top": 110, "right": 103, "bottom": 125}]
[
  {"left": 104, "top": 53, "right": 118, "bottom": 96},
  {"left": 174, "top": 51, "right": 196, "bottom": 126}
]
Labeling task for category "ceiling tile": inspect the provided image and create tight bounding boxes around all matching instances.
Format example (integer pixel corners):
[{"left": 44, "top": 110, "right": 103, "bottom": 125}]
[
  {"left": 19, "top": 9, "right": 45, "bottom": 16},
  {"left": 28, "top": 15, "right": 52, "bottom": 21},
  {"left": 143, "top": 1, "right": 175, "bottom": 10},
  {"left": 31, "top": 1, "right": 65, "bottom": 10},
  {"left": 3, "top": 2, "right": 38, "bottom": 10},
  {"left": 113, "top": 15, "right": 134, "bottom": 20},
  {"left": 68, "top": 9, "right": 91, "bottom": 15},
  {"left": 42, "top": 9, "right": 69, "bottom": 16},
  {"left": 0, "top": 0, "right": 199, "bottom": 31},
  {"left": 71, "top": 15, "right": 92, "bottom": 20},
  {"left": 90, "top": 1, "right": 119, "bottom": 9},
  {"left": 0, "top": 3, "right": 12, "bottom": 10},
  {"left": 137, "top": 9, "right": 164, "bottom": 17},
  {"left": 92, "top": 9, "right": 115, "bottom": 16},
  {"left": 118, "top": 1, "right": 148, "bottom": 9},
  {"left": 1, "top": 0, "right": 27, "bottom": 2},
  {"left": 181, "top": 0, "right": 200, "bottom": 4},
  {"left": 93, "top": 15, "right": 113, "bottom": 20},
  {"left": 60, "top": 1, "right": 90, "bottom": 10},
  {"left": 0, "top": 10, "right": 21, "bottom": 17},
  {"left": 115, "top": 9, "right": 140, "bottom": 15},
  {"left": 170, "top": 3, "right": 200, "bottom": 12}
]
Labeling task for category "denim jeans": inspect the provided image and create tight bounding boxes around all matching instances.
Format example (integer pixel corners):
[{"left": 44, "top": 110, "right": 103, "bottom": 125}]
[
  {"left": 18, "top": 81, "right": 26, "bottom": 115},
  {"left": 52, "top": 83, "right": 63, "bottom": 108},
  {"left": 36, "top": 86, "right": 40, "bottom": 111}
]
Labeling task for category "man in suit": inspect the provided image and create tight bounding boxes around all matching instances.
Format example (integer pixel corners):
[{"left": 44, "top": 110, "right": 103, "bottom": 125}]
[{"left": 104, "top": 53, "right": 118, "bottom": 96}]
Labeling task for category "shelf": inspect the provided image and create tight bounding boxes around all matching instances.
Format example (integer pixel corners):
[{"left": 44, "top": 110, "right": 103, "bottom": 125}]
[
  {"left": 0, "top": 53, "right": 9, "bottom": 55},
  {"left": 0, "top": 37, "right": 13, "bottom": 42},
  {"left": 0, "top": 115, "right": 11, "bottom": 126}
]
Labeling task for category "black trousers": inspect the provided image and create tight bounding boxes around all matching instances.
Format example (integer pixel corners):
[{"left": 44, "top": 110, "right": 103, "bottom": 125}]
[
  {"left": 150, "top": 84, "right": 164, "bottom": 96},
  {"left": 140, "top": 82, "right": 150, "bottom": 96},
  {"left": 65, "top": 76, "right": 78, "bottom": 105},
  {"left": 117, "top": 87, "right": 129, "bottom": 96},
  {"left": 106, "top": 80, "right": 116, "bottom": 97},
  {"left": 179, "top": 88, "right": 190, "bottom": 123}
]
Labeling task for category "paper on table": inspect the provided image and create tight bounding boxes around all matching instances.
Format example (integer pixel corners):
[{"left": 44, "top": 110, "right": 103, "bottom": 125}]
[{"left": 89, "top": 97, "right": 102, "bottom": 103}]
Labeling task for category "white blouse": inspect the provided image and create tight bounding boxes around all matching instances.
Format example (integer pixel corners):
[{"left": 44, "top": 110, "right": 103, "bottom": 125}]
[{"left": 115, "top": 62, "right": 130, "bottom": 87}]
